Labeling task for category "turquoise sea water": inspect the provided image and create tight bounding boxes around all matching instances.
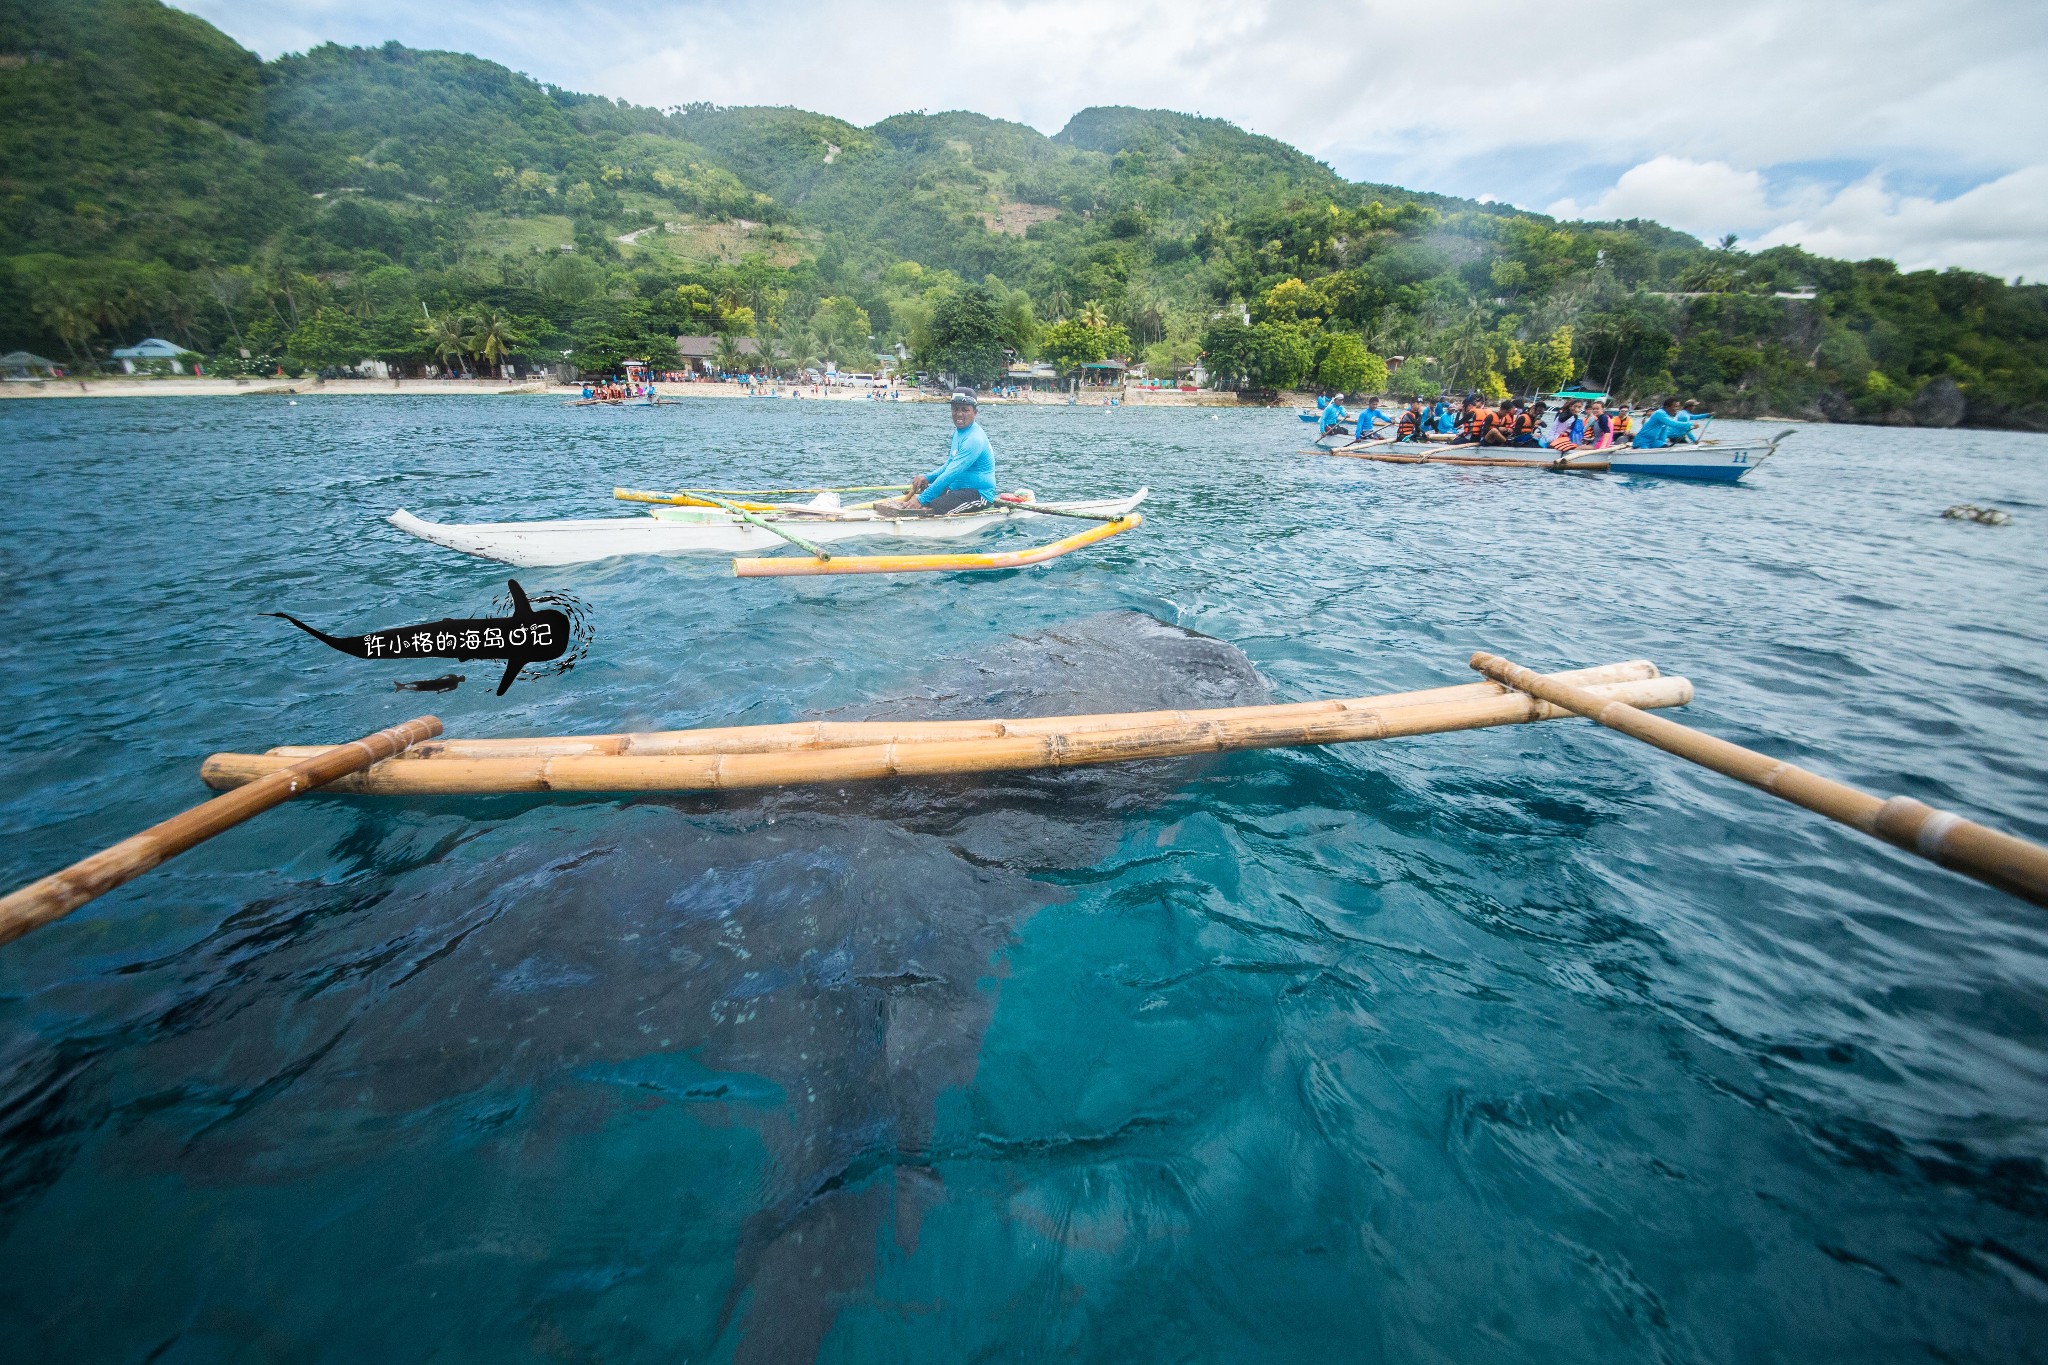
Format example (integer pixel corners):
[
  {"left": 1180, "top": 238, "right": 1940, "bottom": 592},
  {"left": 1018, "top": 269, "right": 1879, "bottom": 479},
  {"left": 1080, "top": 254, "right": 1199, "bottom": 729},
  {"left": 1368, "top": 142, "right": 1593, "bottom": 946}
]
[{"left": 1, "top": 395, "right": 2045, "bottom": 1362}]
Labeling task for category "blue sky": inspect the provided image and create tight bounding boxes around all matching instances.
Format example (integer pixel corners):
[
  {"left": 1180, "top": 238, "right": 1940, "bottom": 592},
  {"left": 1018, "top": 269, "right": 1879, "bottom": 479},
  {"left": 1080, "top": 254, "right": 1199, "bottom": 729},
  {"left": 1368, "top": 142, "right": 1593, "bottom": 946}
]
[{"left": 175, "top": 0, "right": 2048, "bottom": 280}]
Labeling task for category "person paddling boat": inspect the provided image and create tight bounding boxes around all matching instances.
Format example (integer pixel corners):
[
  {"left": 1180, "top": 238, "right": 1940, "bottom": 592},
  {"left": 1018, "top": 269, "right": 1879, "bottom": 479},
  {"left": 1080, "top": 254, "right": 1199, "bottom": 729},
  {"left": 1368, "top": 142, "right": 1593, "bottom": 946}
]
[
  {"left": 1319, "top": 393, "right": 1350, "bottom": 438},
  {"left": 1632, "top": 397, "right": 1711, "bottom": 448},
  {"left": 875, "top": 389, "right": 998, "bottom": 516},
  {"left": 1342, "top": 396, "right": 1397, "bottom": 445}
]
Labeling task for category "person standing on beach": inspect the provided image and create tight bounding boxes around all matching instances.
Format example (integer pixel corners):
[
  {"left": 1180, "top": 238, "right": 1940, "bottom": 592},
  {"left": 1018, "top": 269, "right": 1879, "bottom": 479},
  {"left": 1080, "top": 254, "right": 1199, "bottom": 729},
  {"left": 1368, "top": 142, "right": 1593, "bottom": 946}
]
[{"left": 875, "top": 390, "right": 997, "bottom": 516}]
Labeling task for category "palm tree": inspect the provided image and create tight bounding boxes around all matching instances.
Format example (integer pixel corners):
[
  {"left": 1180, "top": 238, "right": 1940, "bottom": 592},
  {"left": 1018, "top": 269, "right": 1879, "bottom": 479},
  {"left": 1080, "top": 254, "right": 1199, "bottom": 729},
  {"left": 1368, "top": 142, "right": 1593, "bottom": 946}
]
[
  {"left": 420, "top": 313, "right": 469, "bottom": 376},
  {"left": 1121, "top": 290, "right": 1168, "bottom": 347},
  {"left": 468, "top": 310, "right": 522, "bottom": 377},
  {"left": 1438, "top": 303, "right": 1495, "bottom": 389},
  {"left": 712, "top": 332, "right": 746, "bottom": 377},
  {"left": 780, "top": 328, "right": 821, "bottom": 379},
  {"left": 30, "top": 278, "right": 96, "bottom": 371},
  {"left": 1077, "top": 299, "right": 1110, "bottom": 331},
  {"left": 1361, "top": 308, "right": 1408, "bottom": 358}
]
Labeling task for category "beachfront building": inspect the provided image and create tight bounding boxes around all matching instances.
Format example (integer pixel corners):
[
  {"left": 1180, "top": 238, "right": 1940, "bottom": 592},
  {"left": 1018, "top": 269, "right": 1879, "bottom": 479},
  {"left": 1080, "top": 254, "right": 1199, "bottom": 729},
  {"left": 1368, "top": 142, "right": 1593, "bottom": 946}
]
[
  {"left": 1, "top": 350, "right": 61, "bottom": 380},
  {"left": 673, "top": 335, "right": 761, "bottom": 376},
  {"left": 109, "top": 338, "right": 199, "bottom": 374},
  {"left": 1004, "top": 362, "right": 1061, "bottom": 392}
]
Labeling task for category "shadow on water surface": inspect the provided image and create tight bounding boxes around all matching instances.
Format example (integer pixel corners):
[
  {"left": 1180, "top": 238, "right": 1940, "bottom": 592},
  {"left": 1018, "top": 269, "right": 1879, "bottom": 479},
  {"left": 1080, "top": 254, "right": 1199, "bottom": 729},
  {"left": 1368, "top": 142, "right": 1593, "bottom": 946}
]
[{"left": 1, "top": 610, "right": 1268, "bottom": 1362}]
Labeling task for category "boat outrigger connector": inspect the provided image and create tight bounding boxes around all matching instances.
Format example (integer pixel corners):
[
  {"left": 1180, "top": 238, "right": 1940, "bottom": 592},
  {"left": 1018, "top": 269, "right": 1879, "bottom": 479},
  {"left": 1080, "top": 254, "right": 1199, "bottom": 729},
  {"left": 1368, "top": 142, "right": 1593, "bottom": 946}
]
[
  {"left": 10, "top": 656, "right": 2047, "bottom": 951},
  {"left": 732, "top": 514, "right": 1140, "bottom": 576},
  {"left": 1472, "top": 652, "right": 2048, "bottom": 909}
]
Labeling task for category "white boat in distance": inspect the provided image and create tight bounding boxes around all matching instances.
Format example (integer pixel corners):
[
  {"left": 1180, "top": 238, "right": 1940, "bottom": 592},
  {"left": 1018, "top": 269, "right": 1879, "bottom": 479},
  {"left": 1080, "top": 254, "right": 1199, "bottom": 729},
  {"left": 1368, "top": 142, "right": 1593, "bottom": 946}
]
[{"left": 390, "top": 489, "right": 1150, "bottom": 567}]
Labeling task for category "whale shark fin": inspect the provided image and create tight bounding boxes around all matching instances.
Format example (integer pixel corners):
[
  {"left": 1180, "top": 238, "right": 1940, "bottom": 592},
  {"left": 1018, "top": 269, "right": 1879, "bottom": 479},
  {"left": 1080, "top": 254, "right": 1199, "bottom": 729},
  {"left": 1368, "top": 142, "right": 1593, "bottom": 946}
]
[
  {"left": 496, "top": 657, "right": 523, "bottom": 696},
  {"left": 265, "top": 612, "right": 368, "bottom": 657},
  {"left": 507, "top": 578, "right": 532, "bottom": 619}
]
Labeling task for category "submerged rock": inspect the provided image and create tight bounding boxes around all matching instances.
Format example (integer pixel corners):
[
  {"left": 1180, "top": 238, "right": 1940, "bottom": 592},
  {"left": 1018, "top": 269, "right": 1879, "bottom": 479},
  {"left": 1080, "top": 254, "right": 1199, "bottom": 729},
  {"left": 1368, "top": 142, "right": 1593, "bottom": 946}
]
[{"left": 1942, "top": 503, "right": 2012, "bottom": 525}]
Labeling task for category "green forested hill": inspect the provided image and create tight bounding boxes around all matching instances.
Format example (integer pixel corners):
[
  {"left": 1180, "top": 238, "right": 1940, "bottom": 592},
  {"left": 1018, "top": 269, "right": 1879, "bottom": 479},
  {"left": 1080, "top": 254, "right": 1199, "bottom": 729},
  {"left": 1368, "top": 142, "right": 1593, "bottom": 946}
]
[{"left": 3, "top": 0, "right": 2044, "bottom": 429}]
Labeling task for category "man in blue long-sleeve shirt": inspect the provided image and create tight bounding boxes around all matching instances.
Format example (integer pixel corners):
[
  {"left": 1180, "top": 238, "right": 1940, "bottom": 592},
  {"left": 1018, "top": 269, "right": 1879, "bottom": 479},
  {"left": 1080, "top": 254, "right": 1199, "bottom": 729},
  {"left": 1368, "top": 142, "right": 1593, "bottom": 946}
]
[
  {"left": 878, "top": 390, "right": 999, "bottom": 515},
  {"left": 1632, "top": 398, "right": 1710, "bottom": 448}
]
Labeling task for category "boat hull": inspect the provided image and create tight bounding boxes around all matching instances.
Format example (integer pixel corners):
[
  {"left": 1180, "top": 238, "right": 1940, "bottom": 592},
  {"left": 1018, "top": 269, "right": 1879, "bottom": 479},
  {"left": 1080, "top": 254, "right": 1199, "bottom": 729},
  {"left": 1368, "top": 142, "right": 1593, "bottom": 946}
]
[
  {"left": 1607, "top": 443, "right": 1771, "bottom": 481},
  {"left": 390, "top": 490, "right": 1150, "bottom": 567}
]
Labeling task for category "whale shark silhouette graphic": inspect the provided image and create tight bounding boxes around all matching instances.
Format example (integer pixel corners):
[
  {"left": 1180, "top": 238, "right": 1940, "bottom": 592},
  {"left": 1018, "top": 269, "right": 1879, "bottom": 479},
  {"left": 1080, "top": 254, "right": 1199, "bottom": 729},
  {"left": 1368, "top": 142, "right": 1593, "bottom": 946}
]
[{"left": 270, "top": 579, "right": 573, "bottom": 695}]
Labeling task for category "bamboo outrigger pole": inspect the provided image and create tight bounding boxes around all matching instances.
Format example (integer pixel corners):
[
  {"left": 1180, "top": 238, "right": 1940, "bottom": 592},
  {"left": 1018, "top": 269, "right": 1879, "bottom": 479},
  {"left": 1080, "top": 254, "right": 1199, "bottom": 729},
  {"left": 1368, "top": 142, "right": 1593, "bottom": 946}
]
[
  {"left": 251, "top": 661, "right": 1667, "bottom": 763},
  {"left": 733, "top": 515, "right": 1140, "bottom": 577},
  {"left": 616, "top": 485, "right": 910, "bottom": 506},
  {"left": 0, "top": 716, "right": 443, "bottom": 947},
  {"left": 198, "top": 674, "right": 1692, "bottom": 796},
  {"left": 1471, "top": 652, "right": 2048, "bottom": 910}
]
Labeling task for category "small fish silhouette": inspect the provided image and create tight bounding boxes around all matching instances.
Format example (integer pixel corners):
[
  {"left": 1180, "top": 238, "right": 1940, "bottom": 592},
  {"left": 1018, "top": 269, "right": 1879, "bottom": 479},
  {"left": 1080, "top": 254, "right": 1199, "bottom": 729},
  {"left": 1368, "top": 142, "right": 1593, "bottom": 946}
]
[
  {"left": 394, "top": 674, "right": 466, "bottom": 693},
  {"left": 270, "top": 579, "right": 571, "bottom": 695}
]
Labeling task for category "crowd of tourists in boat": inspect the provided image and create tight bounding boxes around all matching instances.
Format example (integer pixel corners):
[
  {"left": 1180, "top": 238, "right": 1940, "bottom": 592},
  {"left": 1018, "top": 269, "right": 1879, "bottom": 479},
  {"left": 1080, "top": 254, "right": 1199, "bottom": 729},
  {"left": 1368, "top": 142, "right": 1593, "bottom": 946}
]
[
  {"left": 1311, "top": 392, "right": 1713, "bottom": 451},
  {"left": 579, "top": 378, "right": 659, "bottom": 403}
]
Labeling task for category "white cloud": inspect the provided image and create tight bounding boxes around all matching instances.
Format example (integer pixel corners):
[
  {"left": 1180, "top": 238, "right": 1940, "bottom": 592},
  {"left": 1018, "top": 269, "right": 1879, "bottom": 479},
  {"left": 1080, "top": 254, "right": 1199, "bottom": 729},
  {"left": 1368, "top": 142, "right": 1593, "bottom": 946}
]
[
  {"left": 1549, "top": 158, "right": 2048, "bottom": 280},
  {"left": 1547, "top": 158, "right": 1773, "bottom": 241},
  {"left": 1757, "top": 167, "right": 2048, "bottom": 280},
  {"left": 172, "top": 0, "right": 2048, "bottom": 277}
]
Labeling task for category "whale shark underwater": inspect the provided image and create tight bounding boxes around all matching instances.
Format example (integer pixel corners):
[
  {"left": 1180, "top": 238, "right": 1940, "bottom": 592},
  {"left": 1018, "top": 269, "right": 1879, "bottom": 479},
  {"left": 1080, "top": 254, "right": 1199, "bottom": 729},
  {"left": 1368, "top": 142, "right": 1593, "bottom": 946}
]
[{"left": 0, "top": 611, "right": 1267, "bottom": 1361}]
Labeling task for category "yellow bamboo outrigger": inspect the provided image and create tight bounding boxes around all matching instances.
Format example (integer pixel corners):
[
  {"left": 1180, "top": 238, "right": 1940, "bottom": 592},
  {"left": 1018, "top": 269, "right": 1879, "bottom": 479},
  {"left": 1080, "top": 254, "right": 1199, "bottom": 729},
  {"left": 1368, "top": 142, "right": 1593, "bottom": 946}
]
[
  {"left": 731, "top": 514, "right": 1141, "bottom": 577},
  {"left": 613, "top": 485, "right": 909, "bottom": 512}
]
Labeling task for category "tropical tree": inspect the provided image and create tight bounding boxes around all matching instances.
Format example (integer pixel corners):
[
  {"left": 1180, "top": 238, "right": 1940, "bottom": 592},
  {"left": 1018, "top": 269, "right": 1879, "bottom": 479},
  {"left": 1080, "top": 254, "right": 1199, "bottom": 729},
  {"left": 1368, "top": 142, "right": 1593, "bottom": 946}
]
[
  {"left": 1318, "top": 334, "right": 1389, "bottom": 394},
  {"left": 780, "top": 328, "right": 822, "bottom": 377},
  {"left": 1199, "top": 319, "right": 1254, "bottom": 389},
  {"left": 467, "top": 310, "right": 524, "bottom": 377},
  {"left": 810, "top": 296, "right": 871, "bottom": 355},
  {"left": 921, "top": 285, "right": 1006, "bottom": 386},
  {"left": 994, "top": 284, "right": 1039, "bottom": 357},
  {"left": 286, "top": 309, "right": 372, "bottom": 371},
  {"left": 712, "top": 332, "right": 747, "bottom": 376},
  {"left": 1437, "top": 304, "right": 1497, "bottom": 391},
  {"left": 1247, "top": 321, "right": 1314, "bottom": 389},
  {"left": 1199, "top": 319, "right": 1313, "bottom": 390},
  {"left": 1516, "top": 326, "right": 1576, "bottom": 395},
  {"left": 28, "top": 276, "right": 97, "bottom": 369},
  {"left": 420, "top": 313, "right": 469, "bottom": 375},
  {"left": 1040, "top": 318, "right": 1109, "bottom": 374}
]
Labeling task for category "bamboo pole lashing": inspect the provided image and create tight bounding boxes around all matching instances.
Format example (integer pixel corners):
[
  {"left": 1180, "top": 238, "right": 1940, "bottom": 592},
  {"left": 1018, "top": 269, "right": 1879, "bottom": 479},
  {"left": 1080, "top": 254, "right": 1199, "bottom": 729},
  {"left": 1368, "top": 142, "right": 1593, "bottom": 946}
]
[
  {"left": 259, "top": 660, "right": 1665, "bottom": 763},
  {"left": 687, "top": 490, "right": 831, "bottom": 559},
  {"left": 199, "top": 676, "right": 1692, "bottom": 796},
  {"left": 1469, "top": 652, "right": 2048, "bottom": 911},
  {"left": 0, "top": 716, "right": 443, "bottom": 947},
  {"left": 732, "top": 515, "right": 1139, "bottom": 577}
]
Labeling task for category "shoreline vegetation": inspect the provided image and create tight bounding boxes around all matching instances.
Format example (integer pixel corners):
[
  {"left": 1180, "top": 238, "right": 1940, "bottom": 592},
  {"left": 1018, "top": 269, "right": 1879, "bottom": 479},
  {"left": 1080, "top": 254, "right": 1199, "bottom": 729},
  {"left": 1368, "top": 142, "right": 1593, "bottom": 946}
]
[
  {"left": 0, "top": 376, "right": 1247, "bottom": 405},
  {"left": 4, "top": 1, "right": 2044, "bottom": 432}
]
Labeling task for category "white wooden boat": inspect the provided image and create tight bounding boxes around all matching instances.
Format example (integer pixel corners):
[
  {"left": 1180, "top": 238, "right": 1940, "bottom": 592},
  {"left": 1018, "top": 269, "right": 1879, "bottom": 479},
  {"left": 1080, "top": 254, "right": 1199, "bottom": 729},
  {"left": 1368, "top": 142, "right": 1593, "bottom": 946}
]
[
  {"left": 389, "top": 489, "right": 1150, "bottom": 567},
  {"left": 1319, "top": 429, "right": 1790, "bottom": 481},
  {"left": 1607, "top": 431, "right": 1790, "bottom": 482}
]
